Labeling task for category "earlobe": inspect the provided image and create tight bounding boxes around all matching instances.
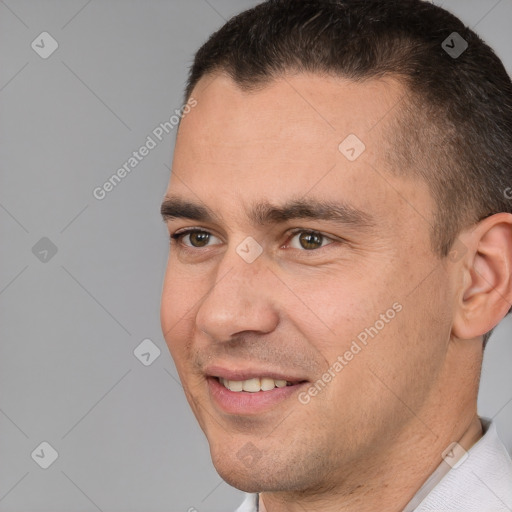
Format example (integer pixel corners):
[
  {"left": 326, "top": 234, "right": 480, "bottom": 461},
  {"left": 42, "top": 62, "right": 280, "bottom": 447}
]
[{"left": 452, "top": 213, "right": 512, "bottom": 341}]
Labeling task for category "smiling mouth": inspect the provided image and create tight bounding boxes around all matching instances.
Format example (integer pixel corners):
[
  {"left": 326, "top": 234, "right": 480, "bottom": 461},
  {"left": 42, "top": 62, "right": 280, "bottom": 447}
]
[{"left": 215, "top": 376, "right": 306, "bottom": 392}]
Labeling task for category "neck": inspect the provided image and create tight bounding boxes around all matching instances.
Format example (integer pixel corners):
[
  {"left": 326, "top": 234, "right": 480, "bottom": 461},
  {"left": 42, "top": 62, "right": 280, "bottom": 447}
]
[{"left": 259, "top": 413, "right": 483, "bottom": 512}]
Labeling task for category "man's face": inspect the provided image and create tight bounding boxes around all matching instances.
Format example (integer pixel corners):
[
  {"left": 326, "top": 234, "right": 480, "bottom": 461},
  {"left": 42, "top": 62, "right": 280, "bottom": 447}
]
[{"left": 160, "top": 73, "right": 456, "bottom": 493}]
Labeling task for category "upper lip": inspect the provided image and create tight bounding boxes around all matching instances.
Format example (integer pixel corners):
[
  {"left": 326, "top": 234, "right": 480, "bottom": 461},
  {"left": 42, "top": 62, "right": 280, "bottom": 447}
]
[{"left": 205, "top": 364, "right": 309, "bottom": 383}]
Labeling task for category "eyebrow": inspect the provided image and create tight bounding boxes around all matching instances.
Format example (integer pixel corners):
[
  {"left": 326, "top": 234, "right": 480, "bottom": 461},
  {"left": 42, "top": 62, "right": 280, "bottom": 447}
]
[
  {"left": 160, "top": 195, "right": 374, "bottom": 230},
  {"left": 160, "top": 196, "right": 375, "bottom": 228}
]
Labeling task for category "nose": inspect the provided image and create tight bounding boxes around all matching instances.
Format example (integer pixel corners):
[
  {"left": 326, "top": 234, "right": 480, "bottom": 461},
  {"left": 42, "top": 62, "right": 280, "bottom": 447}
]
[{"left": 195, "top": 249, "right": 280, "bottom": 342}]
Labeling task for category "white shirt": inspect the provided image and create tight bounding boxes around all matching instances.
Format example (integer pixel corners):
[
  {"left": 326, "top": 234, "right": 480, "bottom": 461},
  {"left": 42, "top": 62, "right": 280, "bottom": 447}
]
[{"left": 234, "top": 418, "right": 512, "bottom": 512}]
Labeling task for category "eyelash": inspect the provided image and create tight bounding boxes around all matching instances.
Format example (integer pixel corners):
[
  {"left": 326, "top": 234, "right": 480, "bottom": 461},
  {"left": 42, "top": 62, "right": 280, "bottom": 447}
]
[{"left": 169, "top": 227, "right": 337, "bottom": 252}]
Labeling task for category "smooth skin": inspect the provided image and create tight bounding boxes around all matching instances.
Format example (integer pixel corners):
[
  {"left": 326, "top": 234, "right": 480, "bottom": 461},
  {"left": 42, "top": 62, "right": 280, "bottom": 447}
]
[{"left": 160, "top": 72, "right": 512, "bottom": 512}]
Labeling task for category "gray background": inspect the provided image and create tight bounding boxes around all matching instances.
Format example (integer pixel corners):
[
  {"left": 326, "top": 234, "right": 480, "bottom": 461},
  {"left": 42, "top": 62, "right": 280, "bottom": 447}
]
[{"left": 0, "top": 1, "right": 511, "bottom": 511}]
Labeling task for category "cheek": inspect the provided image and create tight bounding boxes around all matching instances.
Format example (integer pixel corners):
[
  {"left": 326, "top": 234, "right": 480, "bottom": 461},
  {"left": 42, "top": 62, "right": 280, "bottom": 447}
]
[
  {"left": 160, "top": 263, "right": 198, "bottom": 356},
  {"left": 282, "top": 268, "right": 393, "bottom": 353}
]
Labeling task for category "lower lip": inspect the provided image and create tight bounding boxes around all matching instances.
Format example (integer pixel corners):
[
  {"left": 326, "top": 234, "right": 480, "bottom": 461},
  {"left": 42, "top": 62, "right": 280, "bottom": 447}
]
[{"left": 207, "top": 377, "right": 308, "bottom": 415}]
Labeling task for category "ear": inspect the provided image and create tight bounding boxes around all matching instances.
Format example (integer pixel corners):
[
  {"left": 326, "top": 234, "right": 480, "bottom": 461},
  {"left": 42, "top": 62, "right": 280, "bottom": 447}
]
[{"left": 452, "top": 213, "right": 512, "bottom": 340}]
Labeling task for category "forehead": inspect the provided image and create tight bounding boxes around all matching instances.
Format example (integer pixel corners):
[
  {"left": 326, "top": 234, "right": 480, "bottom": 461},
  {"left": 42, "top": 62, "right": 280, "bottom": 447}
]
[
  {"left": 179, "top": 71, "right": 404, "bottom": 157},
  {"left": 169, "top": 72, "right": 434, "bottom": 234}
]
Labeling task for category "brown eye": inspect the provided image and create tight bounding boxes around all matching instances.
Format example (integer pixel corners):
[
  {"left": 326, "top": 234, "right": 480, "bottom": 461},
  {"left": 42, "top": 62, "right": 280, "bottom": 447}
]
[
  {"left": 288, "top": 230, "right": 333, "bottom": 251},
  {"left": 299, "top": 232, "right": 323, "bottom": 250},
  {"left": 171, "top": 229, "right": 220, "bottom": 248},
  {"left": 188, "top": 231, "right": 210, "bottom": 247}
]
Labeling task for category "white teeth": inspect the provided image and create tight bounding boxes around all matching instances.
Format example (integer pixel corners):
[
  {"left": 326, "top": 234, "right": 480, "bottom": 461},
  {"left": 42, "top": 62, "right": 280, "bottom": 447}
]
[
  {"left": 242, "top": 378, "right": 261, "bottom": 393},
  {"left": 260, "top": 377, "right": 275, "bottom": 391},
  {"left": 219, "top": 377, "right": 294, "bottom": 392},
  {"left": 227, "top": 380, "right": 243, "bottom": 392}
]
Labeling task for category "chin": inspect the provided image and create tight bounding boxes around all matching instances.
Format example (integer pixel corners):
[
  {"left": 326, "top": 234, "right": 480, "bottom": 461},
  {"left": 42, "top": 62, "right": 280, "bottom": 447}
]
[
  {"left": 210, "top": 448, "right": 310, "bottom": 494},
  {"left": 218, "top": 471, "right": 265, "bottom": 493},
  {"left": 210, "top": 449, "right": 274, "bottom": 492}
]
